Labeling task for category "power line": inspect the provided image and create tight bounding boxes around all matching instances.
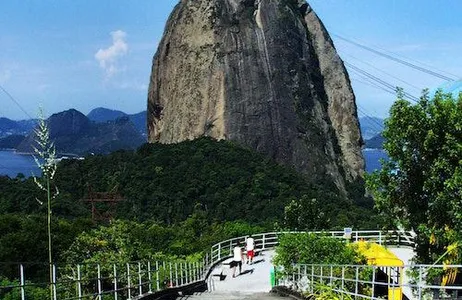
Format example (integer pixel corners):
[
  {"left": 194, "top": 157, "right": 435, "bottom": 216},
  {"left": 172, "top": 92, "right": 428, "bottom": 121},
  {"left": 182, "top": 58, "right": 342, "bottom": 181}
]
[
  {"left": 0, "top": 84, "right": 34, "bottom": 119},
  {"left": 334, "top": 34, "right": 457, "bottom": 82},
  {"left": 356, "top": 105, "right": 384, "bottom": 134},
  {"left": 350, "top": 74, "right": 396, "bottom": 95},
  {"left": 345, "top": 61, "right": 420, "bottom": 103},
  {"left": 339, "top": 34, "right": 460, "bottom": 80},
  {"left": 342, "top": 52, "right": 422, "bottom": 91}
]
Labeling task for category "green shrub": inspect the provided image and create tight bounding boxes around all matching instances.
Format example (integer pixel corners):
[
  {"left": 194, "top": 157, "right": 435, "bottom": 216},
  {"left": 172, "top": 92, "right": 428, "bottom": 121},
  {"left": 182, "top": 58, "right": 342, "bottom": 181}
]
[{"left": 273, "top": 233, "right": 366, "bottom": 270}]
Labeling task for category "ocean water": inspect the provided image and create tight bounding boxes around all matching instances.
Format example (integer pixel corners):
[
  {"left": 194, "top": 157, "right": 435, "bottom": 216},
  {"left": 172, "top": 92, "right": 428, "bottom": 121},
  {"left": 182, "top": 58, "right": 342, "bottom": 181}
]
[
  {"left": 0, "top": 150, "right": 41, "bottom": 178},
  {"left": 0, "top": 149, "right": 389, "bottom": 178},
  {"left": 363, "top": 149, "right": 389, "bottom": 173}
]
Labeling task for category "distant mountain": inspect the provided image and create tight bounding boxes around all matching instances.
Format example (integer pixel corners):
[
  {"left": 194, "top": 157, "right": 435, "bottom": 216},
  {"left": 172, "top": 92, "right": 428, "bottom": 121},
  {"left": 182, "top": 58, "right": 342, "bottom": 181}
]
[
  {"left": 0, "top": 135, "right": 26, "bottom": 149},
  {"left": 87, "top": 107, "right": 127, "bottom": 122},
  {"left": 127, "top": 111, "right": 147, "bottom": 137},
  {"left": 17, "top": 109, "right": 145, "bottom": 155},
  {"left": 359, "top": 117, "right": 384, "bottom": 140},
  {"left": 364, "top": 134, "right": 385, "bottom": 149},
  {"left": 87, "top": 107, "right": 146, "bottom": 137},
  {"left": 0, "top": 117, "right": 37, "bottom": 138},
  {"left": 0, "top": 117, "right": 17, "bottom": 130}
]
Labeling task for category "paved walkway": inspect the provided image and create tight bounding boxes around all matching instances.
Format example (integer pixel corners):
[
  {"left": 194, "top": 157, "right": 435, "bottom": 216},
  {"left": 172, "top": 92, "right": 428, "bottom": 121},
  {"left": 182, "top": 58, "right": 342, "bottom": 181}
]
[
  {"left": 182, "top": 247, "right": 415, "bottom": 299},
  {"left": 207, "top": 250, "right": 275, "bottom": 293},
  {"left": 179, "top": 251, "right": 283, "bottom": 299}
]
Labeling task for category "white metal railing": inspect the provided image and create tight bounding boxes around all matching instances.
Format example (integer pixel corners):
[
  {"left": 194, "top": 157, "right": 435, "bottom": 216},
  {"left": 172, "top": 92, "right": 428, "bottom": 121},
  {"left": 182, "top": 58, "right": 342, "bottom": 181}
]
[
  {"left": 0, "top": 259, "right": 209, "bottom": 300},
  {"left": 277, "top": 263, "right": 462, "bottom": 300},
  {"left": 209, "top": 230, "right": 416, "bottom": 264},
  {"left": 0, "top": 230, "right": 415, "bottom": 299}
]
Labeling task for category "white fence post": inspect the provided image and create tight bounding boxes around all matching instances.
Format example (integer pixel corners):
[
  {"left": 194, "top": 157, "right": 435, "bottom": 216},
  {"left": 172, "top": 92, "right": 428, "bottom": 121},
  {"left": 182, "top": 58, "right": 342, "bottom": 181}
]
[
  {"left": 20, "top": 264, "right": 25, "bottom": 300},
  {"left": 175, "top": 263, "right": 179, "bottom": 287},
  {"left": 113, "top": 264, "right": 118, "bottom": 300},
  {"left": 52, "top": 264, "right": 57, "bottom": 300},
  {"left": 169, "top": 262, "right": 173, "bottom": 287},
  {"left": 97, "top": 264, "right": 102, "bottom": 300},
  {"left": 148, "top": 261, "right": 152, "bottom": 293},
  {"left": 156, "top": 261, "right": 160, "bottom": 291},
  {"left": 78, "top": 264, "right": 82, "bottom": 299},
  {"left": 127, "top": 263, "right": 132, "bottom": 299},
  {"left": 138, "top": 262, "right": 142, "bottom": 296}
]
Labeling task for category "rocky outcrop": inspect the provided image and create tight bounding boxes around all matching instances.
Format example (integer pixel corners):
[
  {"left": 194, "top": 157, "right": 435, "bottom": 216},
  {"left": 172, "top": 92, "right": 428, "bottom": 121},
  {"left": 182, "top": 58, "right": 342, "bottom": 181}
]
[{"left": 147, "top": 0, "right": 364, "bottom": 194}]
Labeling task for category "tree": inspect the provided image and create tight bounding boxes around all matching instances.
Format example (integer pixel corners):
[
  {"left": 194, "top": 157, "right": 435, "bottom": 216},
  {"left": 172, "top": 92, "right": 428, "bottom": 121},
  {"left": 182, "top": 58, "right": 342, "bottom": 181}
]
[
  {"left": 367, "top": 89, "right": 462, "bottom": 263},
  {"left": 283, "top": 195, "right": 329, "bottom": 230},
  {"left": 33, "top": 109, "right": 59, "bottom": 300}
]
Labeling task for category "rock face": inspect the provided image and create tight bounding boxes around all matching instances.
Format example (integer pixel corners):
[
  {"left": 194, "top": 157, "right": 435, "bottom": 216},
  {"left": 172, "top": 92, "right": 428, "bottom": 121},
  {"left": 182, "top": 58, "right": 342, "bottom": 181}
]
[{"left": 148, "top": 0, "right": 364, "bottom": 193}]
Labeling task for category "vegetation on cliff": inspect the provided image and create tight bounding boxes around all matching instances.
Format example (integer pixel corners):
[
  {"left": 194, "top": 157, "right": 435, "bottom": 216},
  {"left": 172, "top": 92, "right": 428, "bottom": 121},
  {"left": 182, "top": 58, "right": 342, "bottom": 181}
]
[{"left": 2, "top": 137, "right": 373, "bottom": 226}]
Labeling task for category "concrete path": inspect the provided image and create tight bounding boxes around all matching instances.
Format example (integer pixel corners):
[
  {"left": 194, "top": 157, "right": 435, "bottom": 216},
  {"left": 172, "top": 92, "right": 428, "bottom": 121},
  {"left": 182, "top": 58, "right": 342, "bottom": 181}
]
[
  {"left": 208, "top": 250, "right": 275, "bottom": 293},
  {"left": 182, "top": 247, "right": 416, "bottom": 299},
  {"left": 179, "top": 251, "right": 279, "bottom": 299}
]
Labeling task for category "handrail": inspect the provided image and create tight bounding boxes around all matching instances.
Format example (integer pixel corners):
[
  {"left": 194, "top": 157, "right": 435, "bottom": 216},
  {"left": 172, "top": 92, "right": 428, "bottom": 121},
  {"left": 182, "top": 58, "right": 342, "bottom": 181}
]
[
  {"left": 276, "top": 262, "right": 462, "bottom": 300},
  {"left": 208, "top": 230, "right": 415, "bottom": 266},
  {"left": 0, "top": 230, "right": 415, "bottom": 299}
]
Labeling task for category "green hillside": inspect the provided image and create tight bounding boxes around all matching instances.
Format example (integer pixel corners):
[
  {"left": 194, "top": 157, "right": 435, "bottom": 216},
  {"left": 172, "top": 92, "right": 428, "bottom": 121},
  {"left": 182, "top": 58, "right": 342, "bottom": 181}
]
[{"left": 0, "top": 138, "right": 375, "bottom": 268}]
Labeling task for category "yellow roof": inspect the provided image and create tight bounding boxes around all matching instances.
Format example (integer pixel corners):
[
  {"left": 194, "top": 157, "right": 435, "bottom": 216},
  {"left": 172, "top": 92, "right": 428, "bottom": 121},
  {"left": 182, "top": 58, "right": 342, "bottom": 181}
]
[{"left": 355, "top": 241, "right": 404, "bottom": 267}]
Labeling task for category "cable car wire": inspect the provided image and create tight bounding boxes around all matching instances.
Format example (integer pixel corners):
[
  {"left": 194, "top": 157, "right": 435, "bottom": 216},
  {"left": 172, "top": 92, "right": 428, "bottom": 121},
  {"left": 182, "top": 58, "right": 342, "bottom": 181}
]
[
  {"left": 334, "top": 34, "right": 456, "bottom": 82},
  {"left": 0, "top": 84, "right": 34, "bottom": 120}
]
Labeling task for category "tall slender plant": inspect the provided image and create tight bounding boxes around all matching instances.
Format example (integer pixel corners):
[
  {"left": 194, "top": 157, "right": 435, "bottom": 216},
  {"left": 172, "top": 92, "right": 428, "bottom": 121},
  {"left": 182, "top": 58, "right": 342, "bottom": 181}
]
[{"left": 33, "top": 108, "right": 59, "bottom": 300}]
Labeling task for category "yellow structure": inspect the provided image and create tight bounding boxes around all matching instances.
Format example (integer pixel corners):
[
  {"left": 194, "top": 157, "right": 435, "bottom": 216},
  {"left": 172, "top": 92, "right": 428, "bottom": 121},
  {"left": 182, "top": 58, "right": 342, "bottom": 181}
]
[{"left": 356, "top": 241, "right": 403, "bottom": 300}]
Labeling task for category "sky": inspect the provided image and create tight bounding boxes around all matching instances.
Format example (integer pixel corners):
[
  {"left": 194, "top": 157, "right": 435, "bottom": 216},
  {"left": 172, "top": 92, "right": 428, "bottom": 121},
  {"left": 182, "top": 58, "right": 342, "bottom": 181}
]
[{"left": 1, "top": 1, "right": 461, "bottom": 120}]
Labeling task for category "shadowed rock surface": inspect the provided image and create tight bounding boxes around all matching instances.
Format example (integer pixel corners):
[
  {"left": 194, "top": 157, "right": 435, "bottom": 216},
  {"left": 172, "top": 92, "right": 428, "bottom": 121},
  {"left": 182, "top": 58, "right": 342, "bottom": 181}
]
[{"left": 148, "top": 0, "right": 364, "bottom": 194}]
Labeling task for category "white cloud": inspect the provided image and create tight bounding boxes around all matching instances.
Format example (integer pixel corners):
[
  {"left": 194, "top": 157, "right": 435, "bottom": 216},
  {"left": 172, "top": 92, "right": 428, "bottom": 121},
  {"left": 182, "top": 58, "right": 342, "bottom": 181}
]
[
  {"left": 95, "top": 30, "right": 128, "bottom": 78},
  {"left": 0, "top": 69, "right": 11, "bottom": 84}
]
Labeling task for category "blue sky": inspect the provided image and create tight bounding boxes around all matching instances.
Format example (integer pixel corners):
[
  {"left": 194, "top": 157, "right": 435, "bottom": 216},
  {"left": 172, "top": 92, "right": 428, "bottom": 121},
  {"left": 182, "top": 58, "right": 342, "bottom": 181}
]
[{"left": 1, "top": 0, "right": 461, "bottom": 120}]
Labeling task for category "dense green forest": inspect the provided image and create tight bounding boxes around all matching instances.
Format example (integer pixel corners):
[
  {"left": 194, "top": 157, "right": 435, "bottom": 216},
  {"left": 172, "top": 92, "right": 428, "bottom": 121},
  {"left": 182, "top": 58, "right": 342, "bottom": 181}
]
[{"left": 0, "top": 138, "right": 375, "bottom": 269}]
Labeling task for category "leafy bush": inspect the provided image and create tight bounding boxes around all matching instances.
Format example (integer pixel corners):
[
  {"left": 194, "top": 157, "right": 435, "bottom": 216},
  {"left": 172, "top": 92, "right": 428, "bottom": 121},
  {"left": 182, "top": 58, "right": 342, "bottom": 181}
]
[
  {"left": 273, "top": 233, "right": 371, "bottom": 298},
  {"left": 0, "top": 277, "right": 48, "bottom": 300},
  {"left": 306, "top": 283, "right": 353, "bottom": 300},
  {"left": 273, "top": 233, "right": 366, "bottom": 270}
]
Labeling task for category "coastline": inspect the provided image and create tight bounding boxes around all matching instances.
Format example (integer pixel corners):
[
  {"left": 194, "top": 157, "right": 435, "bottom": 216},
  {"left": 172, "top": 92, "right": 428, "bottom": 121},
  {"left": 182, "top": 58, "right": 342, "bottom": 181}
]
[
  {"left": 363, "top": 148, "right": 384, "bottom": 152},
  {"left": 0, "top": 148, "right": 82, "bottom": 158},
  {"left": 0, "top": 150, "right": 40, "bottom": 178}
]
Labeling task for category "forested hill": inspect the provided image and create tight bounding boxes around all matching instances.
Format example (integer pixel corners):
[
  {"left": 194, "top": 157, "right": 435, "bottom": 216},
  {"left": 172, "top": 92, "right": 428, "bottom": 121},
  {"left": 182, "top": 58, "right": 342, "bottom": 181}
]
[{"left": 1, "top": 138, "right": 374, "bottom": 229}]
